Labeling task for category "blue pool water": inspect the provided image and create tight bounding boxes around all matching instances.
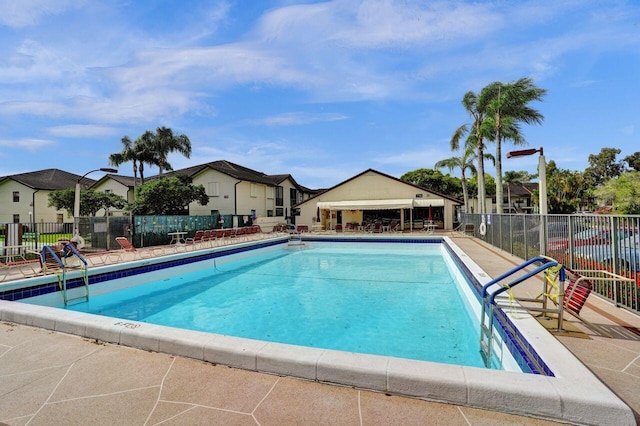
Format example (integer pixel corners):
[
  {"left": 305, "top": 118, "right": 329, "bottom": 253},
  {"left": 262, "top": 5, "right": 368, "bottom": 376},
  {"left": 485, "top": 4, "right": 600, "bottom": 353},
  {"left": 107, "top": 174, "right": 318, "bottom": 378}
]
[{"left": 64, "top": 242, "right": 486, "bottom": 367}]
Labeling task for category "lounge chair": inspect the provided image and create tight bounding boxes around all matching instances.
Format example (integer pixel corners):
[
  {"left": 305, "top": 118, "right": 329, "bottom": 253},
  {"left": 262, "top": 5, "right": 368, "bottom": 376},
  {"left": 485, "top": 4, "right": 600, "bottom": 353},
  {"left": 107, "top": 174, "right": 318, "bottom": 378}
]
[
  {"left": 388, "top": 220, "right": 399, "bottom": 232},
  {"left": 560, "top": 268, "right": 624, "bottom": 337},
  {"left": 451, "top": 223, "right": 475, "bottom": 236},
  {"left": 185, "top": 230, "right": 204, "bottom": 247},
  {"left": 201, "top": 230, "right": 213, "bottom": 245},
  {"left": 115, "top": 237, "right": 165, "bottom": 259},
  {"left": 0, "top": 247, "right": 41, "bottom": 281}
]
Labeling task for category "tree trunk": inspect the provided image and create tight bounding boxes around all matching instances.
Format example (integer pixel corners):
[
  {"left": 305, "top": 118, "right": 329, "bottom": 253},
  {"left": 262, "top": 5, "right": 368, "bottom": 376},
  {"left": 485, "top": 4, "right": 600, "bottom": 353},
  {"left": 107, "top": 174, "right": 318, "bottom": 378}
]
[
  {"left": 495, "top": 121, "right": 503, "bottom": 214},
  {"left": 477, "top": 141, "right": 486, "bottom": 215}
]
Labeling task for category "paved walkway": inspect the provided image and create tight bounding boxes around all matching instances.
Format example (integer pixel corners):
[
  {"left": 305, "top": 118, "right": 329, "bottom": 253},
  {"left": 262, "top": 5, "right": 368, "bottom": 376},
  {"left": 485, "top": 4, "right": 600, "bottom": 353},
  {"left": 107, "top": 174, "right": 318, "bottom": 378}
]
[{"left": 1, "top": 235, "right": 639, "bottom": 425}]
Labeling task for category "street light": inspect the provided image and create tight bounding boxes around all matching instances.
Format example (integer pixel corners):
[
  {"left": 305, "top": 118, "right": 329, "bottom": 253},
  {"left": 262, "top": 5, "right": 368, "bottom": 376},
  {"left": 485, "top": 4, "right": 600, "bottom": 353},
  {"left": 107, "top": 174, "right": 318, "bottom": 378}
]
[
  {"left": 506, "top": 147, "right": 547, "bottom": 215},
  {"left": 73, "top": 167, "right": 118, "bottom": 238},
  {"left": 507, "top": 147, "right": 547, "bottom": 254}
]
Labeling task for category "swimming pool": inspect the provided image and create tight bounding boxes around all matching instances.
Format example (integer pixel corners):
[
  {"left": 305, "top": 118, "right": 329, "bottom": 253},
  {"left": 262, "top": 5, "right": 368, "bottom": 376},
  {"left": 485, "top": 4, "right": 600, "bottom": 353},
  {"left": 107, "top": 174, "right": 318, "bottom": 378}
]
[
  {"left": 56, "top": 242, "right": 488, "bottom": 368},
  {"left": 0, "top": 234, "right": 633, "bottom": 424}
]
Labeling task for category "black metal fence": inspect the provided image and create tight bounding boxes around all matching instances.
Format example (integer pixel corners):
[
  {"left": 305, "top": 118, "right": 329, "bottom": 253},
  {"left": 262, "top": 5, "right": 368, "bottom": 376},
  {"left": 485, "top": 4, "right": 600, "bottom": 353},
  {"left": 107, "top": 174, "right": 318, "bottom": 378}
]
[
  {"left": 1, "top": 213, "right": 254, "bottom": 252},
  {"left": 460, "top": 213, "right": 640, "bottom": 314}
]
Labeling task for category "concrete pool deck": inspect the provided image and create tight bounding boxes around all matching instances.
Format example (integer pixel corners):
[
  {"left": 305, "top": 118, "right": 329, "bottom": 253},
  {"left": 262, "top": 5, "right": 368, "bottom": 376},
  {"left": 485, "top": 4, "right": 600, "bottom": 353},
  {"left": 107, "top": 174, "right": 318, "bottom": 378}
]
[{"left": 1, "top": 234, "right": 639, "bottom": 425}]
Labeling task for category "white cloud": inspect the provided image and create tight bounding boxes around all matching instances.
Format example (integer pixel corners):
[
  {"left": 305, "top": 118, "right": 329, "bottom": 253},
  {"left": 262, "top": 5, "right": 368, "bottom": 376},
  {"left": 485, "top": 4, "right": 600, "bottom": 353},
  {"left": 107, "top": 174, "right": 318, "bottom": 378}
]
[
  {"left": 0, "top": 0, "right": 81, "bottom": 28},
  {"left": 621, "top": 125, "right": 635, "bottom": 136},
  {"left": 247, "top": 112, "right": 350, "bottom": 126},
  {"left": 0, "top": 138, "right": 55, "bottom": 151},
  {"left": 47, "top": 124, "right": 120, "bottom": 138}
]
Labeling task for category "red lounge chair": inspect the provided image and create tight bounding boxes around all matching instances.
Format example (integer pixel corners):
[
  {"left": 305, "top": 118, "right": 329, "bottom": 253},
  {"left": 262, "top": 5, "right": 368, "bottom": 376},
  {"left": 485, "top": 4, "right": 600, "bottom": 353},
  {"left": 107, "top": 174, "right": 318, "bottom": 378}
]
[
  {"left": 561, "top": 268, "right": 605, "bottom": 336},
  {"left": 115, "top": 237, "right": 163, "bottom": 259},
  {"left": 185, "top": 230, "right": 204, "bottom": 246}
]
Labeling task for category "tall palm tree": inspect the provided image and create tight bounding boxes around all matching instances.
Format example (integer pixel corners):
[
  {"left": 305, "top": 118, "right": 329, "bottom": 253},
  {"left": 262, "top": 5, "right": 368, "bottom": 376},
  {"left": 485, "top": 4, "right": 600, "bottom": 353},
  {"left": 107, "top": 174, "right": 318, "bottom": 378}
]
[
  {"left": 147, "top": 126, "right": 192, "bottom": 175},
  {"left": 109, "top": 136, "right": 141, "bottom": 201},
  {"left": 451, "top": 91, "right": 490, "bottom": 214},
  {"left": 435, "top": 144, "right": 481, "bottom": 214},
  {"left": 480, "top": 78, "right": 546, "bottom": 213},
  {"left": 135, "top": 131, "right": 156, "bottom": 184}
]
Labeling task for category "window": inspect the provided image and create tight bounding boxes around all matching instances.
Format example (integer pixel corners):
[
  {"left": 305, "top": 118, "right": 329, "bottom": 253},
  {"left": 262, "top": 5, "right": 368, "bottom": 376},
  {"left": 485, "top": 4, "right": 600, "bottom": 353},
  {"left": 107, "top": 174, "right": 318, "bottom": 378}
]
[
  {"left": 56, "top": 214, "right": 64, "bottom": 224},
  {"left": 13, "top": 191, "right": 19, "bottom": 202},
  {"left": 276, "top": 208, "right": 284, "bottom": 216},
  {"left": 250, "top": 183, "right": 257, "bottom": 198},
  {"left": 267, "top": 210, "right": 274, "bottom": 217},
  {"left": 208, "top": 182, "right": 220, "bottom": 197},
  {"left": 275, "top": 186, "right": 283, "bottom": 206},
  {"left": 289, "top": 188, "right": 297, "bottom": 207},
  {"left": 12, "top": 214, "right": 19, "bottom": 223},
  {"left": 251, "top": 209, "right": 256, "bottom": 219}
]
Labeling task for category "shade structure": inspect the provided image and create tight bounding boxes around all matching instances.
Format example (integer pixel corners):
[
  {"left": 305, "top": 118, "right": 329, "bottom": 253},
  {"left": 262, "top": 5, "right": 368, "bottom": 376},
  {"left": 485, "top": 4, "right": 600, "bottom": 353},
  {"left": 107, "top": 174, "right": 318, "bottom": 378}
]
[
  {"left": 317, "top": 198, "right": 445, "bottom": 211},
  {"left": 316, "top": 199, "right": 414, "bottom": 211},
  {"left": 412, "top": 199, "right": 445, "bottom": 207}
]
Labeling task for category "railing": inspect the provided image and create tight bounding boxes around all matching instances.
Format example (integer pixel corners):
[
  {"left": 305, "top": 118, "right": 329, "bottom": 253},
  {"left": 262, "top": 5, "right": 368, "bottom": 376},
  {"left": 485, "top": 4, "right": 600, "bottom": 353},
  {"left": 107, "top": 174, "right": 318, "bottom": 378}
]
[{"left": 461, "top": 212, "right": 640, "bottom": 314}]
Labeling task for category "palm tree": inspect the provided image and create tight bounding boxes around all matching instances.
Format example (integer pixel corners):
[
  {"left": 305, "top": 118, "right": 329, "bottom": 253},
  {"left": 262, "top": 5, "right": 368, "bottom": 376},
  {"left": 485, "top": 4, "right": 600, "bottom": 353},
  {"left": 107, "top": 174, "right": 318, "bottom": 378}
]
[
  {"left": 451, "top": 91, "right": 489, "bottom": 214},
  {"left": 480, "top": 78, "right": 546, "bottom": 213},
  {"left": 146, "top": 126, "right": 192, "bottom": 175},
  {"left": 435, "top": 144, "right": 480, "bottom": 214},
  {"left": 109, "top": 136, "right": 141, "bottom": 200},
  {"left": 135, "top": 131, "right": 156, "bottom": 184}
]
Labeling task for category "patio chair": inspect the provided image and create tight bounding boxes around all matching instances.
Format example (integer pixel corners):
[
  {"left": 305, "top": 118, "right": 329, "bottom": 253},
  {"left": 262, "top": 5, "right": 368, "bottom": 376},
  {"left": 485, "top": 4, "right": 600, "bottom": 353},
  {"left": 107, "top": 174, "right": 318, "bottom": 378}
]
[
  {"left": 115, "top": 237, "right": 164, "bottom": 259},
  {"left": 561, "top": 268, "right": 612, "bottom": 337},
  {"left": 185, "top": 230, "right": 204, "bottom": 247},
  {"left": 200, "top": 230, "right": 213, "bottom": 245}
]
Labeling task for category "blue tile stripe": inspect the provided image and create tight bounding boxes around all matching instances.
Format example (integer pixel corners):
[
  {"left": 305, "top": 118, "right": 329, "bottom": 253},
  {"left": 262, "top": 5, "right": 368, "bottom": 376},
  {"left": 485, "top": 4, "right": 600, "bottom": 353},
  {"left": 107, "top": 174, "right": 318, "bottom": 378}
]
[
  {"left": 0, "top": 239, "right": 282, "bottom": 302},
  {"left": 443, "top": 243, "right": 553, "bottom": 376}
]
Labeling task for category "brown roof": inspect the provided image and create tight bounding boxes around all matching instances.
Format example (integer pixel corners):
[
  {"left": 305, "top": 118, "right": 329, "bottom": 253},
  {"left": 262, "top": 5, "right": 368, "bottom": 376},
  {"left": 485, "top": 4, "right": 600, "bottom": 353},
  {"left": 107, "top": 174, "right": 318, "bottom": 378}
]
[
  {"left": 295, "top": 168, "right": 463, "bottom": 207},
  {"left": 0, "top": 169, "right": 90, "bottom": 190},
  {"left": 92, "top": 174, "right": 136, "bottom": 188},
  {"left": 163, "top": 160, "right": 316, "bottom": 193},
  {"left": 504, "top": 183, "right": 537, "bottom": 197}
]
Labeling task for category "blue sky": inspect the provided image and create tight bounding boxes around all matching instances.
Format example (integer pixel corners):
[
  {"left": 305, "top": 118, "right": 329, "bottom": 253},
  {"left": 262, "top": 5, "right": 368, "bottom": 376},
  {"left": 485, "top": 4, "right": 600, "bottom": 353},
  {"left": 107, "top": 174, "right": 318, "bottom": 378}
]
[{"left": 0, "top": 0, "right": 638, "bottom": 189}]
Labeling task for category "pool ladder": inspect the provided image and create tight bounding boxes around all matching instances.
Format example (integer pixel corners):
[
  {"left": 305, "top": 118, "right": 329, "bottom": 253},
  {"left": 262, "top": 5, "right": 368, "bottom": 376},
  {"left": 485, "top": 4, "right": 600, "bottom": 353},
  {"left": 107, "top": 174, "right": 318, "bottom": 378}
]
[
  {"left": 41, "top": 243, "right": 89, "bottom": 306},
  {"left": 479, "top": 256, "right": 565, "bottom": 368}
]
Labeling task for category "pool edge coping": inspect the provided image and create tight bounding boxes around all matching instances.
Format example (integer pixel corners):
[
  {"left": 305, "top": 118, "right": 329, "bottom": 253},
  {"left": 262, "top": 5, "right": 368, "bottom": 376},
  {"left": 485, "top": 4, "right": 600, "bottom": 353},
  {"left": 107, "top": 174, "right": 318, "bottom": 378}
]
[{"left": 0, "top": 236, "right": 635, "bottom": 425}]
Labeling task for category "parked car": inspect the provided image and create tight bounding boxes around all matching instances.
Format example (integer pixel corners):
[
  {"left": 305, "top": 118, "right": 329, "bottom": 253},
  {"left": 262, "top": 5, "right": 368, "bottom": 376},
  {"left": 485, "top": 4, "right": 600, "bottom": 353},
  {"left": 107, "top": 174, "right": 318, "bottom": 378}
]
[
  {"left": 573, "top": 234, "right": 640, "bottom": 272},
  {"left": 527, "top": 220, "right": 589, "bottom": 249},
  {"left": 547, "top": 227, "right": 636, "bottom": 252}
]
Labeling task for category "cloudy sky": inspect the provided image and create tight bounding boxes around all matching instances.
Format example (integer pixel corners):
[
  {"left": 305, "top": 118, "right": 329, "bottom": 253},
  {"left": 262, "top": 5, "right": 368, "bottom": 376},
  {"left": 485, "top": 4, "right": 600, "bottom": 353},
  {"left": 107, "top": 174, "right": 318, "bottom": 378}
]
[{"left": 0, "top": 0, "right": 638, "bottom": 189}]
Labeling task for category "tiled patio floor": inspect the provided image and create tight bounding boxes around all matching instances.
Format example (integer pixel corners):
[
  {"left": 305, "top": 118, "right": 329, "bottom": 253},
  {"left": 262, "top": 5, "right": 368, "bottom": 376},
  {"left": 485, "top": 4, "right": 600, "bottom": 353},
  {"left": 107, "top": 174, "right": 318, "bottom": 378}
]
[{"left": 1, "top": 234, "right": 639, "bottom": 425}]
